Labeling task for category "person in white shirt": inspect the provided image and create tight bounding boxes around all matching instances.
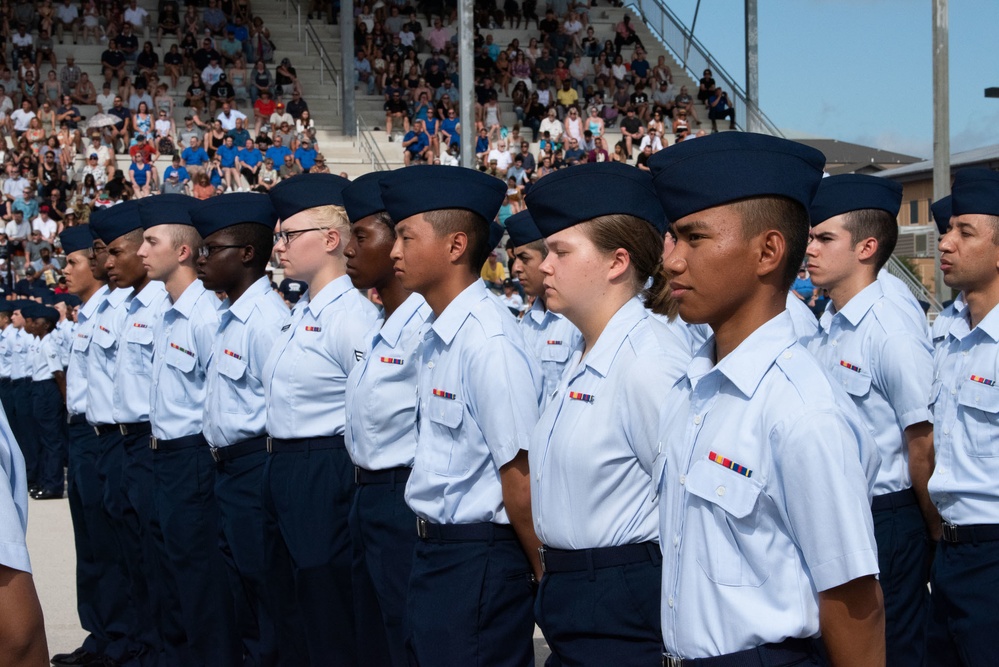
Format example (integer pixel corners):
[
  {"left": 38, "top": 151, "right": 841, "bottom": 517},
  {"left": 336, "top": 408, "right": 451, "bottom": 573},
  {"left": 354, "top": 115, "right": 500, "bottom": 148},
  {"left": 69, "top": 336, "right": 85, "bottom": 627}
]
[
  {"left": 4, "top": 215, "right": 30, "bottom": 242},
  {"left": 638, "top": 128, "right": 664, "bottom": 153},
  {"left": 32, "top": 210, "right": 58, "bottom": 243},
  {"left": 499, "top": 279, "right": 524, "bottom": 316},
  {"left": 538, "top": 108, "right": 564, "bottom": 143},
  {"left": 216, "top": 103, "right": 246, "bottom": 131},
  {"left": 96, "top": 84, "right": 115, "bottom": 113},
  {"left": 2, "top": 173, "right": 28, "bottom": 203},
  {"left": 269, "top": 103, "right": 293, "bottom": 129},
  {"left": 56, "top": 0, "right": 80, "bottom": 44},
  {"left": 123, "top": 0, "right": 148, "bottom": 31},
  {"left": 487, "top": 141, "right": 513, "bottom": 172},
  {"left": 10, "top": 101, "right": 35, "bottom": 136},
  {"left": 201, "top": 59, "right": 224, "bottom": 87}
]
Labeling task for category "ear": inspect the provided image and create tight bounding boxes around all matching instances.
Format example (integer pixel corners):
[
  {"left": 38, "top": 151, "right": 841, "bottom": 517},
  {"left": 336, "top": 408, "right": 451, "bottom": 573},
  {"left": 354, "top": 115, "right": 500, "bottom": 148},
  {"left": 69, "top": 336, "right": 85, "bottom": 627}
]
[
  {"left": 606, "top": 247, "right": 631, "bottom": 282},
  {"left": 177, "top": 244, "right": 192, "bottom": 263},
  {"left": 755, "top": 229, "right": 786, "bottom": 281},
  {"left": 855, "top": 236, "right": 878, "bottom": 263},
  {"left": 323, "top": 226, "right": 341, "bottom": 253},
  {"left": 240, "top": 243, "right": 255, "bottom": 266},
  {"left": 447, "top": 230, "right": 469, "bottom": 265}
]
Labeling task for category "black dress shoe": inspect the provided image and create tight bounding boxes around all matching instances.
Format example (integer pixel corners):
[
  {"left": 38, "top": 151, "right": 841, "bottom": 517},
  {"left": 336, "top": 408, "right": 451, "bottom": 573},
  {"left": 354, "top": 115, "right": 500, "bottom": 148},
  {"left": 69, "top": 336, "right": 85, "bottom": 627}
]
[
  {"left": 31, "top": 489, "right": 63, "bottom": 500},
  {"left": 51, "top": 647, "right": 99, "bottom": 665}
]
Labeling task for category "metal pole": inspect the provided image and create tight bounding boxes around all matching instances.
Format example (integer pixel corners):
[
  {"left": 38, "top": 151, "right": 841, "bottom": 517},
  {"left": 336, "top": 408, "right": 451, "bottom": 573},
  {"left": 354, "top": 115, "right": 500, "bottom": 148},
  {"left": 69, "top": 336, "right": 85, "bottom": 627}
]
[
  {"left": 932, "top": 0, "right": 949, "bottom": 300},
  {"left": 342, "top": 0, "right": 356, "bottom": 136},
  {"left": 298, "top": 5, "right": 302, "bottom": 43},
  {"left": 459, "top": 0, "right": 474, "bottom": 168},
  {"left": 683, "top": 0, "right": 701, "bottom": 70},
  {"left": 744, "top": 0, "right": 759, "bottom": 133}
]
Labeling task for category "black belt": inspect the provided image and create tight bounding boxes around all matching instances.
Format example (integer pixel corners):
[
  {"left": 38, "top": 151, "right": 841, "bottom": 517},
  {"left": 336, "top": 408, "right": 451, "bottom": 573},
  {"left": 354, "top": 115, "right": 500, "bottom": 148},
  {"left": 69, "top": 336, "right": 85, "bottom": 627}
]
[
  {"left": 663, "top": 638, "right": 819, "bottom": 667},
  {"left": 355, "top": 465, "right": 411, "bottom": 485},
  {"left": 117, "top": 421, "right": 151, "bottom": 437},
  {"left": 872, "top": 487, "right": 917, "bottom": 512},
  {"left": 93, "top": 423, "right": 118, "bottom": 436},
  {"left": 11, "top": 378, "right": 28, "bottom": 386},
  {"left": 210, "top": 435, "right": 268, "bottom": 463},
  {"left": 940, "top": 522, "right": 999, "bottom": 544},
  {"left": 0, "top": 377, "right": 10, "bottom": 386},
  {"left": 150, "top": 433, "right": 207, "bottom": 451},
  {"left": 416, "top": 518, "right": 518, "bottom": 542},
  {"left": 67, "top": 413, "right": 87, "bottom": 425},
  {"left": 265, "top": 434, "right": 345, "bottom": 453},
  {"left": 539, "top": 541, "right": 660, "bottom": 574}
]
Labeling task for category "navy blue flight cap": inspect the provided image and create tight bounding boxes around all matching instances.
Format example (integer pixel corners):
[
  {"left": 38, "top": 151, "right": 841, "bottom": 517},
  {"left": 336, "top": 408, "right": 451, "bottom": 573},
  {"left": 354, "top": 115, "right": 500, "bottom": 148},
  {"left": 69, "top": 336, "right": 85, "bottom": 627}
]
[
  {"left": 59, "top": 224, "right": 94, "bottom": 255},
  {"left": 931, "top": 196, "right": 952, "bottom": 235},
  {"left": 32, "top": 287, "right": 55, "bottom": 305},
  {"left": 379, "top": 166, "right": 506, "bottom": 224},
  {"left": 505, "top": 210, "right": 543, "bottom": 247},
  {"left": 0, "top": 301, "right": 13, "bottom": 314},
  {"left": 488, "top": 221, "right": 504, "bottom": 249},
  {"left": 268, "top": 173, "right": 351, "bottom": 220},
  {"left": 138, "top": 193, "right": 197, "bottom": 229},
  {"left": 89, "top": 200, "right": 142, "bottom": 244},
  {"left": 190, "top": 193, "right": 278, "bottom": 238},
  {"left": 525, "top": 162, "right": 667, "bottom": 235},
  {"left": 951, "top": 168, "right": 999, "bottom": 217},
  {"left": 343, "top": 172, "right": 387, "bottom": 223},
  {"left": 808, "top": 174, "right": 903, "bottom": 227},
  {"left": 10, "top": 299, "right": 33, "bottom": 312},
  {"left": 21, "top": 302, "right": 58, "bottom": 322},
  {"left": 54, "top": 293, "right": 82, "bottom": 307},
  {"left": 648, "top": 132, "right": 826, "bottom": 223}
]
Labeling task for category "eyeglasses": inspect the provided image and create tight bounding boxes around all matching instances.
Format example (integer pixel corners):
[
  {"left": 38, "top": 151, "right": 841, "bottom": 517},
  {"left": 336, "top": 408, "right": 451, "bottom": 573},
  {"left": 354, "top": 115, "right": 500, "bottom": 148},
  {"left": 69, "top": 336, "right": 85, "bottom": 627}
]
[
  {"left": 197, "top": 244, "right": 243, "bottom": 259},
  {"left": 274, "top": 227, "right": 325, "bottom": 246}
]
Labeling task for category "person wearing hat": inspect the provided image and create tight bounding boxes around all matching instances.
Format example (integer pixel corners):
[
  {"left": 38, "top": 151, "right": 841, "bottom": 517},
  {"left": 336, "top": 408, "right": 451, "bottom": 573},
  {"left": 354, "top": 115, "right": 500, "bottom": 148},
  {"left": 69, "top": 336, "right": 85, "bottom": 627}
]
[
  {"left": 89, "top": 199, "right": 169, "bottom": 663},
  {"left": 925, "top": 168, "right": 999, "bottom": 664},
  {"left": 505, "top": 209, "right": 582, "bottom": 406},
  {"left": 929, "top": 195, "right": 965, "bottom": 354},
  {"left": 8, "top": 299, "right": 39, "bottom": 494},
  {"left": 133, "top": 194, "right": 241, "bottom": 666},
  {"left": 649, "top": 132, "right": 885, "bottom": 664},
  {"left": 24, "top": 301, "right": 66, "bottom": 500},
  {"left": 379, "top": 165, "right": 541, "bottom": 666},
  {"left": 342, "top": 171, "right": 432, "bottom": 667},
  {"left": 293, "top": 136, "right": 317, "bottom": 172},
  {"left": 522, "top": 163, "right": 690, "bottom": 665},
  {"left": 261, "top": 174, "right": 378, "bottom": 664},
  {"left": 191, "top": 192, "right": 290, "bottom": 666},
  {"left": 805, "top": 173, "right": 936, "bottom": 665}
]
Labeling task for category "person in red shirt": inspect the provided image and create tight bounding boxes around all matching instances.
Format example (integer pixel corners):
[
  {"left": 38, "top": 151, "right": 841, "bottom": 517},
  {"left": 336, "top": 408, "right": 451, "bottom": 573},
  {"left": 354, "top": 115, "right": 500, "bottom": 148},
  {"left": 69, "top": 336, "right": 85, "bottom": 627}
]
[
  {"left": 253, "top": 89, "right": 276, "bottom": 135},
  {"left": 127, "top": 134, "right": 157, "bottom": 163}
]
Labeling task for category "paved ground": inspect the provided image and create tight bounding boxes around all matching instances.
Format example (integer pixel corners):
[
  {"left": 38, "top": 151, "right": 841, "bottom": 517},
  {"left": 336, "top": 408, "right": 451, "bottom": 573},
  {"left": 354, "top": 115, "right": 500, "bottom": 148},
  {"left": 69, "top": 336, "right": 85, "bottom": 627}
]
[{"left": 26, "top": 495, "right": 553, "bottom": 665}]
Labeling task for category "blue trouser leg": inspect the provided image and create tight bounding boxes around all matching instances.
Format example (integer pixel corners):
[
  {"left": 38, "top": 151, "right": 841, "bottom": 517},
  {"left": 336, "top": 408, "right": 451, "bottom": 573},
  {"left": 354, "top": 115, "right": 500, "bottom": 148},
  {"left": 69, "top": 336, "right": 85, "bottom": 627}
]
[
  {"left": 13, "top": 380, "right": 38, "bottom": 485},
  {"left": 0, "top": 381, "right": 16, "bottom": 430},
  {"left": 153, "top": 444, "right": 241, "bottom": 667},
  {"left": 927, "top": 539, "right": 999, "bottom": 666},
  {"left": 31, "top": 379, "right": 67, "bottom": 494},
  {"left": 265, "top": 447, "right": 355, "bottom": 666},
  {"left": 349, "top": 476, "right": 417, "bottom": 667}
]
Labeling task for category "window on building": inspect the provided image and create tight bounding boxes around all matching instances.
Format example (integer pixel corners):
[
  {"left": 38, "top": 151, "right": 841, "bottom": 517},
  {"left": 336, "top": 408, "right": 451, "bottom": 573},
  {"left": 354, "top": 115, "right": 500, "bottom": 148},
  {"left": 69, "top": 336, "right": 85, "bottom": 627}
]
[{"left": 909, "top": 200, "right": 920, "bottom": 225}]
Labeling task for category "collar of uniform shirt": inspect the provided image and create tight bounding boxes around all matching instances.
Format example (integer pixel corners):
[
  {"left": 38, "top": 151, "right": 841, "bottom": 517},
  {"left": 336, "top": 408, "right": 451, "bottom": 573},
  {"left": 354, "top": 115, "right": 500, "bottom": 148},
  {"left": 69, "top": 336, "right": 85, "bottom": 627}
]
[
  {"left": 687, "top": 311, "right": 798, "bottom": 398},
  {"left": 79, "top": 284, "right": 109, "bottom": 322},
  {"left": 376, "top": 292, "right": 428, "bottom": 348},
  {"left": 428, "top": 279, "right": 486, "bottom": 345},
  {"left": 576, "top": 296, "right": 647, "bottom": 378},
  {"left": 825, "top": 279, "right": 882, "bottom": 329},
  {"left": 106, "top": 285, "right": 133, "bottom": 308},
  {"left": 966, "top": 300, "right": 999, "bottom": 342},
  {"left": 223, "top": 275, "right": 272, "bottom": 323},
  {"left": 130, "top": 280, "right": 167, "bottom": 310},
  {"left": 168, "top": 279, "right": 207, "bottom": 317},
  {"left": 303, "top": 273, "right": 353, "bottom": 317}
]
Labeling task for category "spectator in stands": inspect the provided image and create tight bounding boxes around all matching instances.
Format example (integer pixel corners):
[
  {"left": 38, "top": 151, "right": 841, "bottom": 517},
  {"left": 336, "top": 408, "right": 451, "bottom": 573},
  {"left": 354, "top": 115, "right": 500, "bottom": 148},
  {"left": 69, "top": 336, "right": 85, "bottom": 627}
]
[
  {"left": 210, "top": 74, "right": 236, "bottom": 115},
  {"left": 86, "top": 134, "right": 114, "bottom": 177},
  {"left": 31, "top": 205, "right": 57, "bottom": 242},
  {"left": 186, "top": 72, "right": 207, "bottom": 114},
  {"left": 163, "top": 45, "right": 183, "bottom": 88},
  {"left": 293, "top": 137, "right": 316, "bottom": 172},
  {"left": 250, "top": 60, "right": 273, "bottom": 103},
  {"left": 252, "top": 89, "right": 275, "bottom": 135},
  {"left": 202, "top": 56, "right": 224, "bottom": 89},
  {"left": 613, "top": 15, "right": 642, "bottom": 53},
  {"left": 236, "top": 138, "right": 261, "bottom": 187},
  {"left": 427, "top": 19, "right": 451, "bottom": 56},
  {"left": 269, "top": 101, "right": 293, "bottom": 131},
  {"left": 216, "top": 134, "right": 240, "bottom": 190},
  {"left": 157, "top": 3, "right": 181, "bottom": 45},
  {"left": 274, "top": 120, "right": 295, "bottom": 150},
  {"left": 58, "top": 56, "right": 80, "bottom": 99},
  {"left": 11, "top": 24, "right": 34, "bottom": 65},
  {"left": 264, "top": 133, "right": 291, "bottom": 165},
  {"left": 638, "top": 126, "right": 663, "bottom": 152},
  {"left": 275, "top": 58, "right": 300, "bottom": 98},
  {"left": 216, "top": 101, "right": 246, "bottom": 131},
  {"left": 10, "top": 100, "right": 34, "bottom": 139},
  {"left": 295, "top": 110, "right": 316, "bottom": 146},
  {"left": 181, "top": 135, "right": 209, "bottom": 177},
  {"left": 563, "top": 137, "right": 585, "bottom": 165},
  {"left": 81, "top": 152, "right": 106, "bottom": 188},
  {"left": 286, "top": 90, "right": 308, "bottom": 120},
  {"left": 401, "top": 119, "right": 431, "bottom": 166},
  {"left": 129, "top": 132, "right": 157, "bottom": 162},
  {"left": 118, "top": 23, "right": 139, "bottom": 63},
  {"left": 791, "top": 267, "right": 814, "bottom": 304},
  {"left": 697, "top": 68, "right": 716, "bottom": 105},
  {"left": 630, "top": 84, "right": 651, "bottom": 121},
  {"left": 383, "top": 90, "right": 409, "bottom": 138},
  {"left": 55, "top": 0, "right": 79, "bottom": 44},
  {"left": 136, "top": 42, "right": 159, "bottom": 81},
  {"left": 586, "top": 135, "right": 609, "bottom": 163},
  {"left": 219, "top": 31, "right": 243, "bottom": 66},
  {"left": 203, "top": 0, "right": 227, "bottom": 35},
  {"left": 257, "top": 157, "right": 277, "bottom": 190},
  {"left": 354, "top": 49, "right": 375, "bottom": 95},
  {"left": 707, "top": 88, "right": 735, "bottom": 132},
  {"left": 179, "top": 113, "right": 206, "bottom": 146},
  {"left": 193, "top": 39, "right": 222, "bottom": 74},
  {"left": 163, "top": 154, "right": 190, "bottom": 187},
  {"left": 278, "top": 152, "right": 301, "bottom": 179},
  {"left": 101, "top": 39, "right": 126, "bottom": 85},
  {"left": 673, "top": 85, "right": 700, "bottom": 124}
]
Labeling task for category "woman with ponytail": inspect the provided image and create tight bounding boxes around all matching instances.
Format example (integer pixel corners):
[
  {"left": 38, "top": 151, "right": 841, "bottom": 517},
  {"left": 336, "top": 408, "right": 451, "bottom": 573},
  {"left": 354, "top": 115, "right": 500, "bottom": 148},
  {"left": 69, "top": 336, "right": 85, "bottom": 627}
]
[{"left": 523, "top": 162, "right": 691, "bottom": 666}]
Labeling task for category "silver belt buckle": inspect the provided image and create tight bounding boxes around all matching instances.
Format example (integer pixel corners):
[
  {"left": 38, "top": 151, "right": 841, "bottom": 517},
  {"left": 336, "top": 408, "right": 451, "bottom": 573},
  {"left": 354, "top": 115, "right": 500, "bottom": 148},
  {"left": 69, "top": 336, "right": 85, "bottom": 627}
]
[
  {"left": 210, "top": 446, "right": 221, "bottom": 463},
  {"left": 941, "top": 522, "right": 959, "bottom": 543},
  {"left": 119, "top": 424, "right": 128, "bottom": 435},
  {"left": 663, "top": 655, "right": 684, "bottom": 667},
  {"left": 538, "top": 545, "right": 548, "bottom": 574},
  {"left": 266, "top": 436, "right": 273, "bottom": 453},
  {"left": 149, "top": 436, "right": 158, "bottom": 450},
  {"left": 416, "top": 517, "right": 428, "bottom": 539},
  {"left": 354, "top": 466, "right": 361, "bottom": 484}
]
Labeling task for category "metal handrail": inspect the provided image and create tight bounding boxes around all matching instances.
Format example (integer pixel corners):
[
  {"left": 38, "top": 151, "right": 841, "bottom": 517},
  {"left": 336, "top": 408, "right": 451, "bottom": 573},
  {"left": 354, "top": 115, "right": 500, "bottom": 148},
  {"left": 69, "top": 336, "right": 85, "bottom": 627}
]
[
  {"left": 885, "top": 253, "right": 943, "bottom": 317},
  {"left": 355, "top": 115, "right": 391, "bottom": 171},
  {"left": 284, "top": 0, "right": 302, "bottom": 42},
  {"left": 303, "top": 20, "right": 342, "bottom": 112},
  {"left": 624, "top": 0, "right": 783, "bottom": 137}
]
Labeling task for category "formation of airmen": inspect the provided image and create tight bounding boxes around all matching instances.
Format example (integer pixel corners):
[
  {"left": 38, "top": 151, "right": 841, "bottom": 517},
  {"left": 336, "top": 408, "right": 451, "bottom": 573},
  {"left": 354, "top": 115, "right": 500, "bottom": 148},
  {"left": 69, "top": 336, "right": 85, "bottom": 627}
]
[{"left": 0, "top": 130, "right": 995, "bottom": 667}]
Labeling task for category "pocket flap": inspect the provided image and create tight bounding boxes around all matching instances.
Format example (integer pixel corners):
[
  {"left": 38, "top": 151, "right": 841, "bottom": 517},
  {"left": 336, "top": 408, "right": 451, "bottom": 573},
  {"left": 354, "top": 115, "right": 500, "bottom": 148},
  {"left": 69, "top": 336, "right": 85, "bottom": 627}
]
[
  {"left": 165, "top": 343, "right": 198, "bottom": 373},
  {"left": 217, "top": 352, "right": 247, "bottom": 381},
  {"left": 71, "top": 333, "right": 91, "bottom": 352},
  {"left": 92, "top": 325, "right": 116, "bottom": 349},
  {"left": 126, "top": 324, "right": 155, "bottom": 345},
  {"left": 541, "top": 343, "right": 571, "bottom": 363},
  {"left": 958, "top": 379, "right": 999, "bottom": 414},
  {"left": 427, "top": 394, "right": 463, "bottom": 429},
  {"left": 685, "top": 458, "right": 762, "bottom": 519},
  {"left": 835, "top": 365, "right": 872, "bottom": 398}
]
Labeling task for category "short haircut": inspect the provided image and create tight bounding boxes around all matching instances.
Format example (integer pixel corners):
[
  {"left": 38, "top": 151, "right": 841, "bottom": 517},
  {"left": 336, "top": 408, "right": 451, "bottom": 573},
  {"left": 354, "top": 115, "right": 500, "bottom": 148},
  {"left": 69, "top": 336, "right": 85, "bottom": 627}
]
[
  {"left": 220, "top": 222, "right": 273, "bottom": 271},
  {"left": 522, "top": 239, "right": 546, "bottom": 258},
  {"left": 842, "top": 208, "right": 898, "bottom": 270},
  {"left": 164, "top": 223, "right": 203, "bottom": 257},
  {"left": 423, "top": 209, "right": 490, "bottom": 271},
  {"left": 731, "top": 196, "right": 809, "bottom": 292}
]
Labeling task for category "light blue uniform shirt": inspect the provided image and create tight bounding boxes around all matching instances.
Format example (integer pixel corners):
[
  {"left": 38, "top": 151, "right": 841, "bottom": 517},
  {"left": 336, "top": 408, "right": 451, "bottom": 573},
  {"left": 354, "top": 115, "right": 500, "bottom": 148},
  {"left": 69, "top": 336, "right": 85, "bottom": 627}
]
[
  {"left": 685, "top": 293, "right": 817, "bottom": 356},
  {"left": 931, "top": 293, "right": 966, "bottom": 353},
  {"left": 812, "top": 281, "right": 933, "bottom": 495},
  {"left": 263, "top": 275, "right": 378, "bottom": 439},
  {"left": 66, "top": 286, "right": 107, "bottom": 417},
  {"left": 928, "top": 302, "right": 999, "bottom": 524},
  {"left": 86, "top": 287, "right": 132, "bottom": 425},
  {"left": 30, "top": 334, "right": 63, "bottom": 382},
  {"left": 203, "top": 276, "right": 287, "bottom": 448},
  {"left": 0, "top": 408, "right": 30, "bottom": 572},
  {"left": 878, "top": 269, "right": 929, "bottom": 337},
  {"left": 519, "top": 299, "right": 581, "bottom": 407},
  {"left": 406, "top": 280, "right": 542, "bottom": 525},
  {"left": 345, "top": 292, "right": 432, "bottom": 471},
  {"left": 531, "top": 298, "right": 690, "bottom": 549},
  {"left": 113, "top": 281, "right": 168, "bottom": 424},
  {"left": 55, "top": 319, "right": 73, "bottom": 368},
  {"left": 9, "top": 328, "right": 34, "bottom": 380},
  {"left": 0, "top": 325, "right": 15, "bottom": 377},
  {"left": 657, "top": 312, "right": 879, "bottom": 659},
  {"left": 150, "top": 281, "right": 219, "bottom": 441}
]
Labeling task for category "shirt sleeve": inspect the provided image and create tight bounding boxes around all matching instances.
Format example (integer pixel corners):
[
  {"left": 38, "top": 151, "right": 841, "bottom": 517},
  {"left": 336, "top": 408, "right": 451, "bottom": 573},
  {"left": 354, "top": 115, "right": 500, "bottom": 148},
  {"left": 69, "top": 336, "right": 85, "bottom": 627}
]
[
  {"left": 875, "top": 331, "right": 933, "bottom": 429},
  {"left": 0, "top": 413, "right": 29, "bottom": 573}
]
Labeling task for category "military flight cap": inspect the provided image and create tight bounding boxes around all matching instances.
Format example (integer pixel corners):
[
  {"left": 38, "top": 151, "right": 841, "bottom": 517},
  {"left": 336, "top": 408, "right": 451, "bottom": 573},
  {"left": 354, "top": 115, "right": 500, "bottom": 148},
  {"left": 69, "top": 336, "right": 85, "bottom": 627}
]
[
  {"left": 190, "top": 192, "right": 278, "bottom": 238},
  {"left": 379, "top": 165, "right": 506, "bottom": 224},
  {"left": 21, "top": 301, "right": 58, "bottom": 322},
  {"left": 138, "top": 193, "right": 198, "bottom": 228},
  {"left": 808, "top": 174, "right": 903, "bottom": 226},
  {"left": 950, "top": 168, "right": 999, "bottom": 217},
  {"left": 931, "top": 195, "right": 952, "bottom": 236},
  {"left": 59, "top": 224, "right": 95, "bottom": 254},
  {"left": 89, "top": 200, "right": 143, "bottom": 244},
  {"left": 504, "top": 210, "right": 543, "bottom": 247},
  {"left": 343, "top": 172, "right": 387, "bottom": 223},
  {"left": 268, "top": 173, "right": 351, "bottom": 220}
]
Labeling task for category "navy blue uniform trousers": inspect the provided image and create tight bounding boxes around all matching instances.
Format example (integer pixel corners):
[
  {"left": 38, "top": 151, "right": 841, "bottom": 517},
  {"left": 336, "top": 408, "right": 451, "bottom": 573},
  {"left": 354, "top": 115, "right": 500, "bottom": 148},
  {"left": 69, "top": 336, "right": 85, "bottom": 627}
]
[
  {"left": 349, "top": 470, "right": 417, "bottom": 667},
  {"left": 30, "top": 379, "right": 67, "bottom": 495},
  {"left": 12, "top": 379, "right": 38, "bottom": 484},
  {"left": 0, "top": 379, "right": 15, "bottom": 431},
  {"left": 406, "top": 532, "right": 535, "bottom": 667},
  {"left": 872, "top": 492, "right": 931, "bottom": 667},
  {"left": 264, "top": 441, "right": 356, "bottom": 666},
  {"left": 153, "top": 441, "right": 240, "bottom": 667},
  {"left": 67, "top": 419, "right": 133, "bottom": 661},
  {"left": 927, "top": 538, "right": 999, "bottom": 666}
]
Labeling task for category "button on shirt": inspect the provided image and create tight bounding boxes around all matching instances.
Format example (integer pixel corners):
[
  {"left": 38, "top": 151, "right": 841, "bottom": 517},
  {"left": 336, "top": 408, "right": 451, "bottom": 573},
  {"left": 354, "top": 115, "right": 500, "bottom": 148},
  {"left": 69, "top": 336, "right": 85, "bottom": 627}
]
[
  {"left": 150, "top": 281, "right": 219, "bottom": 440},
  {"left": 406, "top": 281, "right": 542, "bottom": 525},
  {"left": 812, "top": 281, "right": 932, "bottom": 495},
  {"left": 657, "top": 312, "right": 879, "bottom": 659},
  {"left": 345, "top": 292, "right": 432, "bottom": 471},
  {"left": 264, "top": 275, "right": 378, "bottom": 439},
  {"left": 30, "top": 334, "right": 63, "bottom": 382},
  {"left": 66, "top": 286, "right": 107, "bottom": 417},
  {"left": 86, "top": 287, "right": 132, "bottom": 425},
  {"left": 0, "top": 411, "right": 30, "bottom": 573},
  {"left": 531, "top": 298, "right": 690, "bottom": 549},
  {"left": 519, "top": 299, "right": 581, "bottom": 407},
  {"left": 928, "top": 303, "right": 999, "bottom": 524},
  {"left": 113, "top": 281, "right": 168, "bottom": 424},
  {"left": 203, "top": 276, "right": 287, "bottom": 448}
]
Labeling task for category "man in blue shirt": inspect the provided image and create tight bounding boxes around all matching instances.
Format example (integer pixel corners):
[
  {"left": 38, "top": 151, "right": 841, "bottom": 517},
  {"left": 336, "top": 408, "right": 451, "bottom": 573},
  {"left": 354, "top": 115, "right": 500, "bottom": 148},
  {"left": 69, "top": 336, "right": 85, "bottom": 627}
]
[
  {"left": 163, "top": 155, "right": 190, "bottom": 187},
  {"left": 401, "top": 119, "right": 431, "bottom": 166},
  {"left": 237, "top": 138, "right": 262, "bottom": 187},
  {"left": 379, "top": 166, "right": 541, "bottom": 667},
  {"left": 217, "top": 134, "right": 241, "bottom": 192},
  {"left": 264, "top": 134, "right": 292, "bottom": 166},
  {"left": 180, "top": 136, "right": 209, "bottom": 177},
  {"left": 293, "top": 138, "right": 317, "bottom": 172}
]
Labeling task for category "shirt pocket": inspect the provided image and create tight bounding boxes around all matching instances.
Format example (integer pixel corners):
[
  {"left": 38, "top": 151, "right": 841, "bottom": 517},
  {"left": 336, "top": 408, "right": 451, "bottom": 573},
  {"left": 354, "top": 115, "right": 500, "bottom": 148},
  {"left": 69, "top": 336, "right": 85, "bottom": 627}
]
[
  {"left": 957, "top": 379, "right": 999, "bottom": 457},
  {"left": 217, "top": 353, "right": 253, "bottom": 415},
  {"left": 92, "top": 325, "right": 116, "bottom": 350},
  {"left": 834, "top": 364, "right": 873, "bottom": 398},
  {"left": 685, "top": 458, "right": 770, "bottom": 587},
  {"left": 125, "top": 325, "right": 154, "bottom": 375},
  {"left": 424, "top": 393, "right": 470, "bottom": 477},
  {"left": 165, "top": 343, "right": 198, "bottom": 374},
  {"left": 72, "top": 333, "right": 91, "bottom": 353}
]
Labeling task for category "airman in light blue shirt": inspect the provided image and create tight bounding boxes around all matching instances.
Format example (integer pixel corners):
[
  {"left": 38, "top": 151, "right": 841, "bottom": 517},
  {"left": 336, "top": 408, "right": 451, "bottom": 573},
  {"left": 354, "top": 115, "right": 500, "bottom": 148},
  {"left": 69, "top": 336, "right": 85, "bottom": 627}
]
[
  {"left": 85, "top": 287, "right": 131, "bottom": 427},
  {"left": 113, "top": 281, "right": 168, "bottom": 424},
  {"left": 66, "top": 286, "right": 107, "bottom": 418}
]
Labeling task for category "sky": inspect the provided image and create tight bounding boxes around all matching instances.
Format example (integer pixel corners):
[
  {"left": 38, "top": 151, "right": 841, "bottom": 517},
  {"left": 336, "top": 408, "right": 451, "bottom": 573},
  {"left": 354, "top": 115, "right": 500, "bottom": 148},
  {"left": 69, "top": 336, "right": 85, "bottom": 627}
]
[{"left": 655, "top": 0, "right": 998, "bottom": 159}]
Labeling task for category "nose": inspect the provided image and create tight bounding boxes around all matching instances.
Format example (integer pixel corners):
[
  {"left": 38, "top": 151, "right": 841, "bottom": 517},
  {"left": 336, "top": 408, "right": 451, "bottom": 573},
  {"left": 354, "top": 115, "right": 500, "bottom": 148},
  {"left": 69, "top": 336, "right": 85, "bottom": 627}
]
[
  {"left": 389, "top": 236, "right": 403, "bottom": 262},
  {"left": 664, "top": 246, "right": 686, "bottom": 276}
]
